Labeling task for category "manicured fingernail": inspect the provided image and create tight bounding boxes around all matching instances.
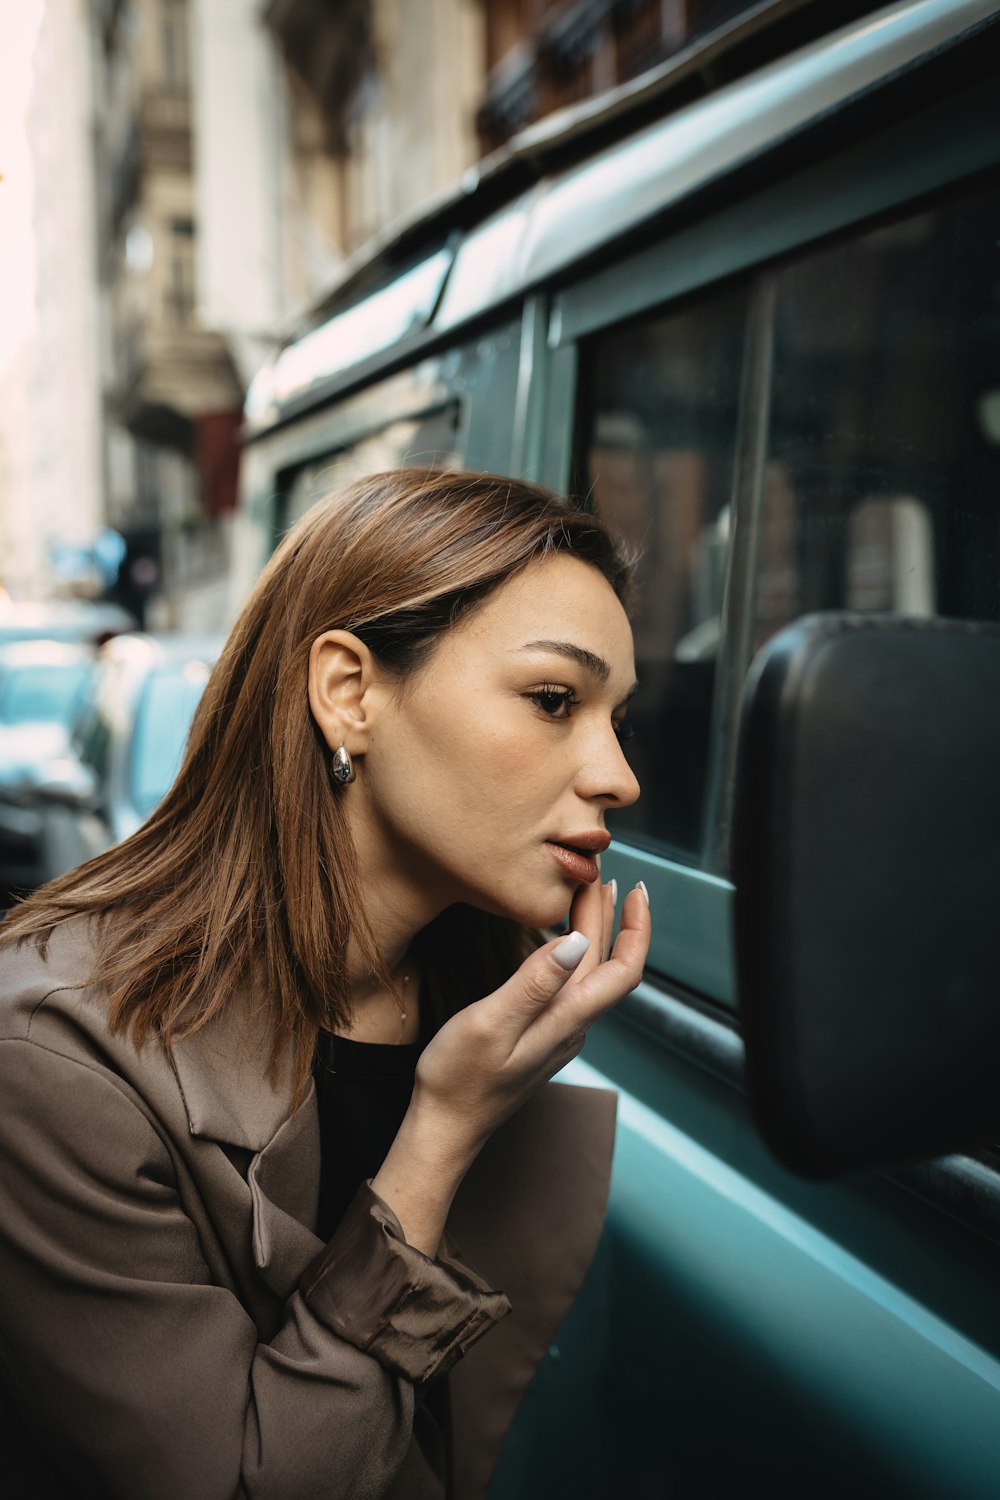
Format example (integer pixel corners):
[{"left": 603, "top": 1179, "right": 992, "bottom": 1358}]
[
  {"left": 609, "top": 878, "right": 618, "bottom": 906},
  {"left": 553, "top": 931, "right": 590, "bottom": 970},
  {"left": 635, "top": 880, "right": 649, "bottom": 906}
]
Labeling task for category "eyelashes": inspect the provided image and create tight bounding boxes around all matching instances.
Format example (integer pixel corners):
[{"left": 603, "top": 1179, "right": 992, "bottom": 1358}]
[
  {"left": 527, "top": 685, "right": 633, "bottom": 744},
  {"left": 528, "top": 686, "right": 578, "bottom": 718}
]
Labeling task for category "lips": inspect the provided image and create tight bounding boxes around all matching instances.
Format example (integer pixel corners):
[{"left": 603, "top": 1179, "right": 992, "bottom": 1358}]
[
  {"left": 544, "top": 829, "right": 611, "bottom": 885},
  {"left": 550, "top": 830, "right": 612, "bottom": 855}
]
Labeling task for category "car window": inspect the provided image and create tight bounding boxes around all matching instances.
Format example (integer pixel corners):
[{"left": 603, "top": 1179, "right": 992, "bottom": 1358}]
[
  {"left": 129, "top": 663, "right": 210, "bottom": 819},
  {"left": 574, "top": 284, "right": 747, "bottom": 867},
  {"left": 755, "top": 174, "right": 1000, "bottom": 647},
  {"left": 0, "top": 664, "right": 91, "bottom": 727}
]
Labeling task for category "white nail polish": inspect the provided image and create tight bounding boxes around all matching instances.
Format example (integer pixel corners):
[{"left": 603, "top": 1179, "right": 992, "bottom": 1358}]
[
  {"left": 609, "top": 878, "right": 618, "bottom": 906},
  {"left": 636, "top": 880, "right": 649, "bottom": 906},
  {"left": 553, "top": 931, "right": 590, "bottom": 970}
]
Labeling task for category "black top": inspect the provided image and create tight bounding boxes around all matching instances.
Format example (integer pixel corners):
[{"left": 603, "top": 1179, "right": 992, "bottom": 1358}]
[
  {"left": 312, "top": 1028, "right": 424, "bottom": 1240},
  {"left": 312, "top": 1005, "right": 452, "bottom": 1493}
]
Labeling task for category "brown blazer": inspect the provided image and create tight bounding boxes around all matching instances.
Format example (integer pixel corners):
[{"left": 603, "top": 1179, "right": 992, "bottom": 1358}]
[{"left": 0, "top": 921, "right": 616, "bottom": 1500}]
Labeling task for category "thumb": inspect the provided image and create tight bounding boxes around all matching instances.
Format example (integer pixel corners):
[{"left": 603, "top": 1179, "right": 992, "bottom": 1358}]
[{"left": 493, "top": 929, "right": 591, "bottom": 1026}]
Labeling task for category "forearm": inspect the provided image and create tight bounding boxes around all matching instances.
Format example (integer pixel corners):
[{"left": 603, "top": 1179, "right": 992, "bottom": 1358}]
[{"left": 370, "top": 1096, "right": 480, "bottom": 1257}]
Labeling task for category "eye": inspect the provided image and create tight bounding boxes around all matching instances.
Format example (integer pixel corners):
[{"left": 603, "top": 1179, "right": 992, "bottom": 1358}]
[
  {"left": 614, "top": 720, "right": 634, "bottom": 745},
  {"left": 527, "top": 685, "right": 578, "bottom": 720}
]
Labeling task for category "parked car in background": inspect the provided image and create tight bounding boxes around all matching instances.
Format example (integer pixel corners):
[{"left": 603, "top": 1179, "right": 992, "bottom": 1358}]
[
  {"left": 10, "top": 633, "right": 220, "bottom": 894},
  {"left": 0, "top": 600, "right": 136, "bottom": 647},
  {"left": 0, "top": 642, "right": 98, "bottom": 895}
]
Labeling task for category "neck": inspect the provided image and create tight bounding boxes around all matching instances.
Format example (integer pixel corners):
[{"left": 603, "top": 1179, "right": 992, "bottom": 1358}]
[
  {"left": 340, "top": 793, "right": 448, "bottom": 1032},
  {"left": 344, "top": 792, "right": 449, "bottom": 1002}
]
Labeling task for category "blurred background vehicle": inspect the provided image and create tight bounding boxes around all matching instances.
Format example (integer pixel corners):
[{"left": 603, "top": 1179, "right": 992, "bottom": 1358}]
[
  {"left": 0, "top": 633, "right": 219, "bottom": 903},
  {"left": 0, "top": 641, "right": 97, "bottom": 896}
]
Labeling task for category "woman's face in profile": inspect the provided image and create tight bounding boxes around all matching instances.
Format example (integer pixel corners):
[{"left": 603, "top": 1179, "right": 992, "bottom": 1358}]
[{"left": 360, "top": 553, "right": 640, "bottom": 928}]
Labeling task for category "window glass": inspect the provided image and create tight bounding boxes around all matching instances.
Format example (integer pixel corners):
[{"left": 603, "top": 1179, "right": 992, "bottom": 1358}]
[
  {"left": 757, "top": 177, "right": 1000, "bottom": 649},
  {"left": 284, "top": 409, "right": 461, "bottom": 529},
  {"left": 0, "top": 665, "right": 91, "bottom": 727},
  {"left": 575, "top": 286, "right": 747, "bottom": 864},
  {"left": 130, "top": 662, "right": 209, "bottom": 818}
]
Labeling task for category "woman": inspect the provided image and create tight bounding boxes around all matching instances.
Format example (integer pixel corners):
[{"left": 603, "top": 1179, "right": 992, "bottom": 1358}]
[{"left": 0, "top": 469, "right": 650, "bottom": 1500}]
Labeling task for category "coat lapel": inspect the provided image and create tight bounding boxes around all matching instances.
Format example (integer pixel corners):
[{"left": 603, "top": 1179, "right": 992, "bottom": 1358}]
[
  {"left": 247, "top": 1081, "right": 323, "bottom": 1300},
  {"left": 170, "top": 998, "right": 323, "bottom": 1306}
]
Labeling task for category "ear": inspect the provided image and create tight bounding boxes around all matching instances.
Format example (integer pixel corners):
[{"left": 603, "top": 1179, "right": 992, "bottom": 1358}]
[{"left": 308, "top": 631, "right": 387, "bottom": 755}]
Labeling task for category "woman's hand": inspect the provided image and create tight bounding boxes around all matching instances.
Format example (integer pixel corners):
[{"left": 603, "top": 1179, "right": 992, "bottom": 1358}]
[
  {"left": 414, "top": 880, "right": 649, "bottom": 1160},
  {"left": 372, "top": 880, "right": 649, "bottom": 1255}
]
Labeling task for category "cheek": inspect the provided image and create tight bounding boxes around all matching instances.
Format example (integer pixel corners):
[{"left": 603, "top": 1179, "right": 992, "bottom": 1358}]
[
  {"left": 374, "top": 698, "right": 508, "bottom": 824},
  {"left": 384, "top": 693, "right": 550, "bottom": 836}
]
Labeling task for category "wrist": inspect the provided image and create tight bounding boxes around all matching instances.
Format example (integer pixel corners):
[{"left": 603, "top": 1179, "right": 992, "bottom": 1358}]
[
  {"left": 401, "top": 1088, "right": 483, "bottom": 1182},
  {"left": 369, "top": 1096, "right": 481, "bottom": 1258}
]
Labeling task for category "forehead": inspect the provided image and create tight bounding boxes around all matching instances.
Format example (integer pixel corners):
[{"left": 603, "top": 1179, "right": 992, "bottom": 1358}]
[{"left": 455, "top": 554, "right": 634, "bottom": 671}]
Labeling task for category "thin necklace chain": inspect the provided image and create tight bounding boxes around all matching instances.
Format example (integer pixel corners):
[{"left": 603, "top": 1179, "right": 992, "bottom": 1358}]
[{"left": 390, "top": 965, "right": 413, "bottom": 1039}]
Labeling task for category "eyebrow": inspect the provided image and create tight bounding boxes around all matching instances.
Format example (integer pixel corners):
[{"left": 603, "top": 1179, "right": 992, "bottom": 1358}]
[{"left": 518, "top": 639, "right": 638, "bottom": 699}]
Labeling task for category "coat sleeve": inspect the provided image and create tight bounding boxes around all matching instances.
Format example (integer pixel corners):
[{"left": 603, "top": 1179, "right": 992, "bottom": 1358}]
[{"left": 0, "top": 1039, "right": 509, "bottom": 1500}]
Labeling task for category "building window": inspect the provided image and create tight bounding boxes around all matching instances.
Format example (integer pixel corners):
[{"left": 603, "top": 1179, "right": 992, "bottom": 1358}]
[
  {"left": 161, "top": 0, "right": 190, "bottom": 94},
  {"left": 165, "top": 216, "right": 196, "bottom": 325}
]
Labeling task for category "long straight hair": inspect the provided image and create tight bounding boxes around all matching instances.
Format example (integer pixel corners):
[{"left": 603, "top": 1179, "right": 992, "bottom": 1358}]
[{"left": 1, "top": 469, "right": 632, "bottom": 1100}]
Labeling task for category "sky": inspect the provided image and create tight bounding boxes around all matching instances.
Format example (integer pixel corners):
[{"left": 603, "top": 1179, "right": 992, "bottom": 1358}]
[{"left": 0, "top": 0, "right": 45, "bottom": 379}]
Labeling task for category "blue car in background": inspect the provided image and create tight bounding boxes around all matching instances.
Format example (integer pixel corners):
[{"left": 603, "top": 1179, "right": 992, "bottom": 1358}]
[
  {"left": 0, "top": 641, "right": 97, "bottom": 894},
  {"left": 2, "top": 633, "right": 220, "bottom": 896}
]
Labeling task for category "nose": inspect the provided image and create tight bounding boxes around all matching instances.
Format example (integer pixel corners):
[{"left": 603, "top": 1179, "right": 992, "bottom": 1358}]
[{"left": 576, "top": 721, "right": 640, "bottom": 809}]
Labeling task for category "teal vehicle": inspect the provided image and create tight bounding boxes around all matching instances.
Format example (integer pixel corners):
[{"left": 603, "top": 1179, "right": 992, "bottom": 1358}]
[{"left": 236, "top": 3, "right": 1000, "bottom": 1494}]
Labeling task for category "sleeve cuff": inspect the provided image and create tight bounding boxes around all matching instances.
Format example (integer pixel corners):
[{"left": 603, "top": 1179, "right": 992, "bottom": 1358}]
[{"left": 301, "top": 1180, "right": 511, "bottom": 1384}]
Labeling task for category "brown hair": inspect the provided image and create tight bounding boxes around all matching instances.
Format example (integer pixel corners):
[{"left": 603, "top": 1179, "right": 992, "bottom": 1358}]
[{"left": 2, "top": 468, "right": 632, "bottom": 1099}]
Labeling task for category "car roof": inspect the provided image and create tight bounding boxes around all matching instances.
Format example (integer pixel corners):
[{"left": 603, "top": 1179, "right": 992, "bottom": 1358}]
[
  {"left": 0, "top": 640, "right": 94, "bottom": 670},
  {"left": 97, "top": 632, "right": 224, "bottom": 668},
  {"left": 0, "top": 600, "right": 137, "bottom": 643}
]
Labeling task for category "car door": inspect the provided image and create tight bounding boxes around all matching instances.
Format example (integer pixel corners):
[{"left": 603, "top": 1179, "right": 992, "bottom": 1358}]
[{"left": 489, "top": 56, "right": 1000, "bottom": 1500}]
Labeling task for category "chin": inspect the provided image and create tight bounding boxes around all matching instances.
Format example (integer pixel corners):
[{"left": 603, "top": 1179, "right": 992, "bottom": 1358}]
[
  {"left": 465, "top": 883, "right": 573, "bottom": 931},
  {"left": 509, "top": 890, "right": 575, "bottom": 930}
]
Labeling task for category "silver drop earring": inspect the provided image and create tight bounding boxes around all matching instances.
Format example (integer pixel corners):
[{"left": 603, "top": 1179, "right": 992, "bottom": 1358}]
[{"left": 331, "top": 745, "right": 355, "bottom": 785}]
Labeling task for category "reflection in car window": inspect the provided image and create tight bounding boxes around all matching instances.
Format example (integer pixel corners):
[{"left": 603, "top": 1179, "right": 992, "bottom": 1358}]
[
  {"left": 130, "top": 663, "right": 209, "bottom": 818},
  {"left": 757, "top": 175, "right": 1000, "bottom": 648},
  {"left": 0, "top": 665, "right": 91, "bottom": 727},
  {"left": 575, "top": 286, "right": 747, "bottom": 866}
]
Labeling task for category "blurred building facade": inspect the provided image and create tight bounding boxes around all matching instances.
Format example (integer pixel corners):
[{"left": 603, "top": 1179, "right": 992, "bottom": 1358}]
[
  {"left": 91, "top": 0, "right": 243, "bottom": 629},
  {"left": 0, "top": 0, "right": 104, "bottom": 601},
  {"left": 476, "top": 0, "right": 757, "bottom": 150},
  {"left": 261, "top": 0, "right": 767, "bottom": 264},
  {"left": 88, "top": 0, "right": 489, "bottom": 629},
  {"left": 3, "top": 0, "right": 811, "bottom": 621},
  {"left": 262, "top": 0, "right": 487, "bottom": 264}
]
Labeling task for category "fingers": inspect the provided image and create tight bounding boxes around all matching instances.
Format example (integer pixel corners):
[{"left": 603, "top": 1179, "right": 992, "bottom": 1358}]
[
  {"left": 602, "top": 882, "right": 650, "bottom": 989},
  {"left": 601, "top": 879, "right": 616, "bottom": 963},
  {"left": 567, "top": 875, "right": 605, "bottom": 980},
  {"left": 492, "top": 880, "right": 649, "bottom": 1049},
  {"left": 490, "top": 926, "right": 594, "bottom": 1032},
  {"left": 531, "top": 883, "right": 651, "bottom": 1045}
]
